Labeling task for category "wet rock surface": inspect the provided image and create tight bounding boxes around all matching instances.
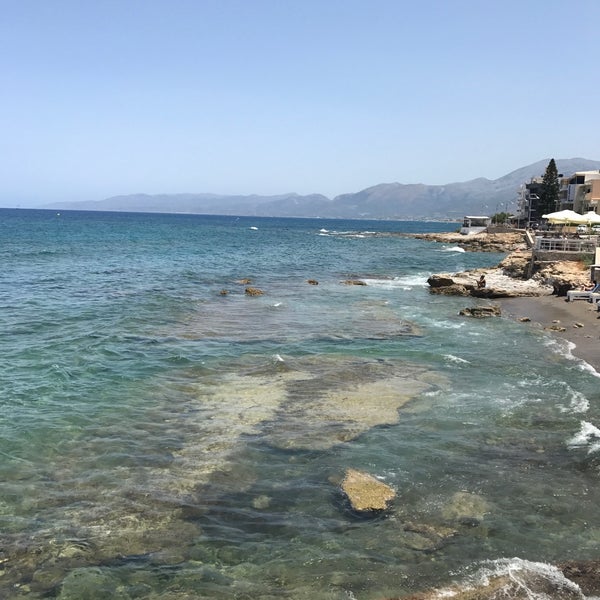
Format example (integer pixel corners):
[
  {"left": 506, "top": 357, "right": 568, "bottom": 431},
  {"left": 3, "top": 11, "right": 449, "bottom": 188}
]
[
  {"left": 459, "top": 305, "right": 501, "bottom": 318},
  {"left": 340, "top": 468, "right": 396, "bottom": 513},
  {"left": 389, "top": 559, "right": 588, "bottom": 599}
]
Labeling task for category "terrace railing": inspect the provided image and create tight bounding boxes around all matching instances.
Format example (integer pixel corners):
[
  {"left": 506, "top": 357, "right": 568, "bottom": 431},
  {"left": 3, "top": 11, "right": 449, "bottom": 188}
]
[{"left": 534, "top": 236, "right": 599, "bottom": 252}]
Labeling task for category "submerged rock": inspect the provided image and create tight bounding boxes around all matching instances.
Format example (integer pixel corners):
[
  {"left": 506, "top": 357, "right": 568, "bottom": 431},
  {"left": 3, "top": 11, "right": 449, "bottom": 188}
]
[
  {"left": 58, "top": 567, "right": 131, "bottom": 600},
  {"left": 441, "top": 491, "right": 490, "bottom": 524},
  {"left": 340, "top": 468, "right": 396, "bottom": 513},
  {"left": 263, "top": 356, "right": 447, "bottom": 450},
  {"left": 342, "top": 279, "right": 367, "bottom": 285}
]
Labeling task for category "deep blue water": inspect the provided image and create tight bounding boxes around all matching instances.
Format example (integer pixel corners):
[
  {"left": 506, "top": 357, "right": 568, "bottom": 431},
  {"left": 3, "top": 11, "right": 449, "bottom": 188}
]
[{"left": 1, "top": 209, "right": 599, "bottom": 599}]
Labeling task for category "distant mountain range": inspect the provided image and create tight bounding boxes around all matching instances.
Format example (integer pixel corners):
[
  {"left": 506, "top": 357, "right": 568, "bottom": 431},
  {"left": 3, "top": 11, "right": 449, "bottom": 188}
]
[{"left": 45, "top": 158, "right": 600, "bottom": 220}]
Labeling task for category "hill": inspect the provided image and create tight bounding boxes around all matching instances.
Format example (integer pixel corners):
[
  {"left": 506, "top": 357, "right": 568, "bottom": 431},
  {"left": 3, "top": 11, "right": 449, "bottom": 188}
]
[{"left": 44, "top": 158, "right": 600, "bottom": 219}]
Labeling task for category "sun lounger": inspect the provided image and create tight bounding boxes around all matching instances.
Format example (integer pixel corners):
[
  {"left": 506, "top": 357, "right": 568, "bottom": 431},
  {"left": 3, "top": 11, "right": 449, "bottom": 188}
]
[{"left": 566, "top": 283, "right": 600, "bottom": 302}]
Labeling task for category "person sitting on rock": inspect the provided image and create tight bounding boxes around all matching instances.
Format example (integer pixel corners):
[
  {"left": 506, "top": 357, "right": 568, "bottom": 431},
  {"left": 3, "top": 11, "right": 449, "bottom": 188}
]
[{"left": 477, "top": 275, "right": 486, "bottom": 288}]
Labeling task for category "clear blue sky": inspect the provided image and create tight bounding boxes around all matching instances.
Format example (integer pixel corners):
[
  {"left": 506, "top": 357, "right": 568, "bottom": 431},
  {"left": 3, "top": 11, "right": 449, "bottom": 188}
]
[{"left": 2, "top": 0, "right": 598, "bottom": 206}]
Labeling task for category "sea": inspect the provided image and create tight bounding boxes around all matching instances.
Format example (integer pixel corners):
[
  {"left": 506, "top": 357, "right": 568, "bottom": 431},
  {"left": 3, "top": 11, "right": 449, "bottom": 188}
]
[{"left": 1, "top": 208, "right": 599, "bottom": 599}]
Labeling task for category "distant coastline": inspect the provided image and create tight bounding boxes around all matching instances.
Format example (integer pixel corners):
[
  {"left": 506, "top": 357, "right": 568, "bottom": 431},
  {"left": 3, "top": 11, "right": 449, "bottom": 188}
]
[{"left": 33, "top": 157, "right": 600, "bottom": 221}]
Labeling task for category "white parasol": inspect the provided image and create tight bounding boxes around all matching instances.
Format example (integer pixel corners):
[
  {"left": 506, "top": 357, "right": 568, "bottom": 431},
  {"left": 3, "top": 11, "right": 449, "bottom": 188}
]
[
  {"left": 541, "top": 210, "right": 587, "bottom": 224},
  {"left": 581, "top": 211, "right": 600, "bottom": 225}
]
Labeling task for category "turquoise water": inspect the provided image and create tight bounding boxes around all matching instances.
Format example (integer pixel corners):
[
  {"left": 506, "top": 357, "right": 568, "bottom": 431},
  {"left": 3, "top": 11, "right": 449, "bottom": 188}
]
[{"left": 1, "top": 209, "right": 599, "bottom": 599}]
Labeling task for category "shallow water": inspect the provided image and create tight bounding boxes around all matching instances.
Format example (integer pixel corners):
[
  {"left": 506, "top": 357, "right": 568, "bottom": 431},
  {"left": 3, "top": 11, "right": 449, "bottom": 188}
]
[{"left": 1, "top": 209, "right": 599, "bottom": 599}]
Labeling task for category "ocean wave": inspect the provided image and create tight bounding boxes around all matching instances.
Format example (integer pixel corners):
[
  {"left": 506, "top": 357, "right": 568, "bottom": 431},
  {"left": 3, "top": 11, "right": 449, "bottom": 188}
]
[
  {"left": 568, "top": 421, "right": 600, "bottom": 455},
  {"left": 544, "top": 337, "right": 600, "bottom": 379},
  {"left": 440, "top": 245, "right": 466, "bottom": 253},
  {"left": 426, "top": 558, "right": 586, "bottom": 599},
  {"left": 443, "top": 354, "right": 470, "bottom": 365},
  {"left": 361, "top": 275, "right": 428, "bottom": 289}
]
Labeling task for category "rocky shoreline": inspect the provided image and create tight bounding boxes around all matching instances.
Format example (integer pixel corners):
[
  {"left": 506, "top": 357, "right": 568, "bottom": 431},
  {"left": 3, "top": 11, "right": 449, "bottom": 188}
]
[
  {"left": 390, "top": 229, "right": 600, "bottom": 599},
  {"left": 415, "top": 230, "right": 592, "bottom": 298}
]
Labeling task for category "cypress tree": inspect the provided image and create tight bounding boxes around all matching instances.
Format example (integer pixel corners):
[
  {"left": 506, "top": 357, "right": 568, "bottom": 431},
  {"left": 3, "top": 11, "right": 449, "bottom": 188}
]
[{"left": 539, "top": 158, "right": 560, "bottom": 216}]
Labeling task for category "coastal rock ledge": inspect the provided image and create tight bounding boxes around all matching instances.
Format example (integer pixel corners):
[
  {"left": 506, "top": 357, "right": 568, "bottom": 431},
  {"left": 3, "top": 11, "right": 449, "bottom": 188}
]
[{"left": 427, "top": 270, "right": 551, "bottom": 298}]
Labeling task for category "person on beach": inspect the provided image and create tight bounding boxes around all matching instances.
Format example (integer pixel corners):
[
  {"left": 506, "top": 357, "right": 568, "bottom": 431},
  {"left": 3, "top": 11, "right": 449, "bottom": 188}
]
[{"left": 477, "top": 274, "right": 486, "bottom": 288}]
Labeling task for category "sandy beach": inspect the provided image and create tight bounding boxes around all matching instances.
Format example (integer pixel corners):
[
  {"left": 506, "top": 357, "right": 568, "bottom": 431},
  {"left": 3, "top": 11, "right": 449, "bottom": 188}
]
[{"left": 499, "top": 294, "right": 600, "bottom": 373}]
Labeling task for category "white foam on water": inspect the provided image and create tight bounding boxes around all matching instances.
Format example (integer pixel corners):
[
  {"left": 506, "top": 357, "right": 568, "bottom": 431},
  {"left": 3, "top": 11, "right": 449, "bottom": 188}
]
[
  {"left": 573, "top": 357, "right": 600, "bottom": 379},
  {"left": 397, "top": 274, "right": 430, "bottom": 287},
  {"left": 507, "top": 376, "right": 588, "bottom": 415},
  {"left": 440, "top": 245, "right": 466, "bottom": 253},
  {"left": 568, "top": 421, "right": 600, "bottom": 455},
  {"left": 559, "top": 389, "right": 589, "bottom": 414},
  {"left": 447, "top": 558, "right": 585, "bottom": 599},
  {"left": 443, "top": 354, "right": 470, "bottom": 365},
  {"left": 544, "top": 337, "right": 600, "bottom": 379},
  {"left": 362, "top": 275, "right": 428, "bottom": 289}
]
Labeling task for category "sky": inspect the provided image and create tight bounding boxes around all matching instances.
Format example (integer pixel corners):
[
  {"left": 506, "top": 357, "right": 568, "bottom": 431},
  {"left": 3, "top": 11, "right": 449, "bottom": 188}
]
[{"left": 1, "top": 0, "right": 599, "bottom": 207}]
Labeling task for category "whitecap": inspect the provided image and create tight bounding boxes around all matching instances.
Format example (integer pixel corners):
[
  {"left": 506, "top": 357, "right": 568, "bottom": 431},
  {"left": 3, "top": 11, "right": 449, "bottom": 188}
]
[
  {"left": 363, "top": 274, "right": 429, "bottom": 289},
  {"left": 472, "top": 558, "right": 583, "bottom": 597},
  {"left": 544, "top": 337, "right": 600, "bottom": 379},
  {"left": 440, "top": 245, "right": 466, "bottom": 253},
  {"left": 361, "top": 275, "right": 427, "bottom": 289},
  {"left": 443, "top": 354, "right": 470, "bottom": 365},
  {"left": 567, "top": 421, "right": 600, "bottom": 455},
  {"left": 558, "top": 389, "right": 589, "bottom": 414}
]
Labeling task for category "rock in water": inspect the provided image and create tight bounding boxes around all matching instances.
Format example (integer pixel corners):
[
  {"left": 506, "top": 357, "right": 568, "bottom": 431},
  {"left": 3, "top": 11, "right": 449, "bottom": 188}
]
[
  {"left": 340, "top": 468, "right": 396, "bottom": 513},
  {"left": 244, "top": 287, "right": 264, "bottom": 296},
  {"left": 459, "top": 305, "right": 501, "bottom": 318}
]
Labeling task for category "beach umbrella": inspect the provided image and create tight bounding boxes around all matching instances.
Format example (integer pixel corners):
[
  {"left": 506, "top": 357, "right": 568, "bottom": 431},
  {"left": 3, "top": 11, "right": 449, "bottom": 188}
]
[
  {"left": 541, "top": 210, "right": 587, "bottom": 224},
  {"left": 582, "top": 211, "right": 600, "bottom": 225}
]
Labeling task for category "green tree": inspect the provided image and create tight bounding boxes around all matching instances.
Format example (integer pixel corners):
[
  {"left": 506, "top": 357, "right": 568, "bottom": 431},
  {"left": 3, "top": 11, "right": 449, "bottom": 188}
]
[
  {"left": 539, "top": 158, "right": 560, "bottom": 216},
  {"left": 491, "top": 211, "right": 511, "bottom": 224}
]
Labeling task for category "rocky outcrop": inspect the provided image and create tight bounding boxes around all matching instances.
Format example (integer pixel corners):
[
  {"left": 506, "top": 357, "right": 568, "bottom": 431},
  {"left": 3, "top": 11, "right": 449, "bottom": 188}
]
[
  {"left": 532, "top": 259, "right": 591, "bottom": 296},
  {"left": 459, "top": 305, "right": 501, "bottom": 318},
  {"left": 424, "top": 229, "right": 594, "bottom": 298},
  {"left": 497, "top": 251, "right": 531, "bottom": 278},
  {"left": 559, "top": 560, "right": 600, "bottom": 596},
  {"left": 340, "top": 468, "right": 396, "bottom": 513},
  {"left": 427, "top": 269, "right": 550, "bottom": 298},
  {"left": 245, "top": 287, "right": 264, "bottom": 296},
  {"left": 408, "top": 231, "right": 525, "bottom": 252}
]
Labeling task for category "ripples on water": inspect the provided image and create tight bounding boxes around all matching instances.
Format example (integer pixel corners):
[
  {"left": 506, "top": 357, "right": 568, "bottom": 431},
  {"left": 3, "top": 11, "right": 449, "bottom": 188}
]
[{"left": 1, "top": 209, "right": 599, "bottom": 599}]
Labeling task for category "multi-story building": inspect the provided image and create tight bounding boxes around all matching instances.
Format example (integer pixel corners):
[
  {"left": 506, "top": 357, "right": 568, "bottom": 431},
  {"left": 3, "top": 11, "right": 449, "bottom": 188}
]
[
  {"left": 515, "top": 177, "right": 543, "bottom": 227},
  {"left": 581, "top": 179, "right": 600, "bottom": 212},
  {"left": 515, "top": 170, "right": 600, "bottom": 227},
  {"left": 561, "top": 171, "right": 600, "bottom": 212}
]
